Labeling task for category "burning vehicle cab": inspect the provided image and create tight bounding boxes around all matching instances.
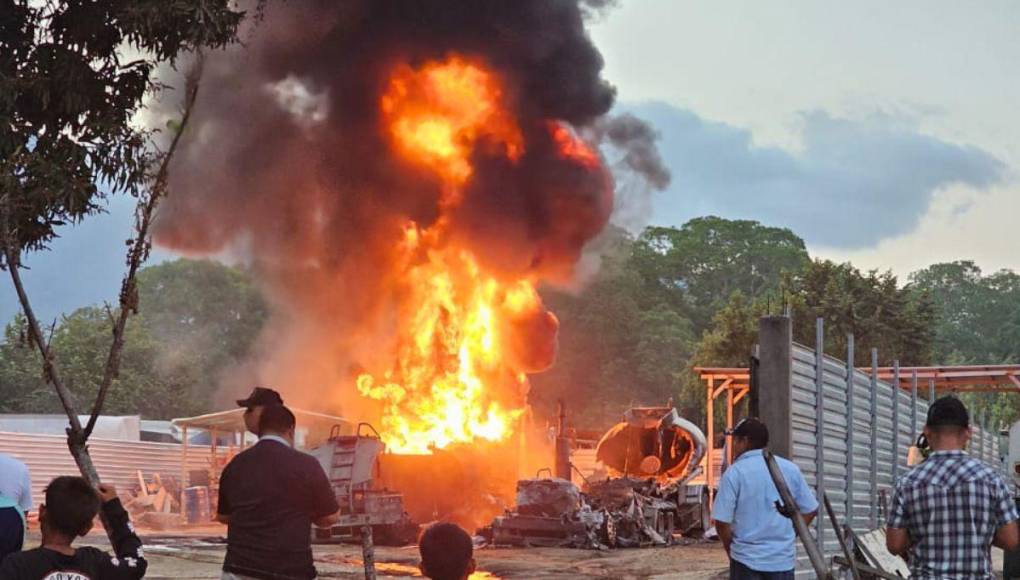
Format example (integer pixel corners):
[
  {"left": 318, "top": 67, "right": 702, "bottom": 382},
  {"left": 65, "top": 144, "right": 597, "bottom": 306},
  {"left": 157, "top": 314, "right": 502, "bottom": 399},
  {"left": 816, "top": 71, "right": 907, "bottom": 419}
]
[
  {"left": 595, "top": 406, "right": 707, "bottom": 481},
  {"left": 307, "top": 423, "right": 418, "bottom": 545}
]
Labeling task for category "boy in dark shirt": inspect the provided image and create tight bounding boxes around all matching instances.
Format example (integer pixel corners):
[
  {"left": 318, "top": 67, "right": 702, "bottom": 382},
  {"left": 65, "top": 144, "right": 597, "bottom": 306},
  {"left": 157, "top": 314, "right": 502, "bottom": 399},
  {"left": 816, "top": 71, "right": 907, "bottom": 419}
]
[{"left": 0, "top": 476, "right": 146, "bottom": 580}]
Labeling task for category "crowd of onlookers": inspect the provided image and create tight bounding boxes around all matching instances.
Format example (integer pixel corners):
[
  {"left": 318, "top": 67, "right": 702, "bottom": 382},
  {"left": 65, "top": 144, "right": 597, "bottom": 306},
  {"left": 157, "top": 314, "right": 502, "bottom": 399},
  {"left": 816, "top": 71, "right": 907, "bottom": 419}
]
[
  {"left": 0, "top": 387, "right": 478, "bottom": 580},
  {"left": 1, "top": 389, "right": 1016, "bottom": 579}
]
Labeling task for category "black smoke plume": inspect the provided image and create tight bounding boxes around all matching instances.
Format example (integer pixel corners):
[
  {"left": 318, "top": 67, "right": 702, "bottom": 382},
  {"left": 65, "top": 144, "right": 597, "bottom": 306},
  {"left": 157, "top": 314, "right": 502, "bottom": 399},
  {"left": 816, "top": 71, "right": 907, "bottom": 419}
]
[{"left": 154, "top": 0, "right": 666, "bottom": 411}]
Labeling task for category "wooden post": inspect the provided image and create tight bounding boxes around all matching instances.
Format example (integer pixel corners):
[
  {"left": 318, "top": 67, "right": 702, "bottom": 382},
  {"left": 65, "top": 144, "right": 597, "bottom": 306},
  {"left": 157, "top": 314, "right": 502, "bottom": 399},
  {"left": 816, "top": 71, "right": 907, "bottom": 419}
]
[
  {"left": 181, "top": 425, "right": 189, "bottom": 490},
  {"left": 361, "top": 525, "right": 377, "bottom": 579},
  {"left": 707, "top": 377, "right": 715, "bottom": 504},
  {"left": 726, "top": 384, "right": 735, "bottom": 465}
]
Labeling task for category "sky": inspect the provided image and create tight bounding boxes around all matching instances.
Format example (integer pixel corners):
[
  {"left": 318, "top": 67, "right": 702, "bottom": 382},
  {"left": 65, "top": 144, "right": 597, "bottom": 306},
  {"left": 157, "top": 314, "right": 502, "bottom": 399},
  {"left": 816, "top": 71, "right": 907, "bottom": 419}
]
[
  {"left": 3, "top": 0, "right": 1018, "bottom": 321},
  {"left": 589, "top": 0, "right": 1020, "bottom": 275}
]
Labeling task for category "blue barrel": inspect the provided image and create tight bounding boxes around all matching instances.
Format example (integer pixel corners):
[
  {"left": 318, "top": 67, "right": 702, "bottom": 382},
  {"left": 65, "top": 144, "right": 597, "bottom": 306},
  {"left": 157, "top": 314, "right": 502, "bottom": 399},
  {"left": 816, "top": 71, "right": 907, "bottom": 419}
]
[{"left": 182, "top": 486, "right": 211, "bottom": 524}]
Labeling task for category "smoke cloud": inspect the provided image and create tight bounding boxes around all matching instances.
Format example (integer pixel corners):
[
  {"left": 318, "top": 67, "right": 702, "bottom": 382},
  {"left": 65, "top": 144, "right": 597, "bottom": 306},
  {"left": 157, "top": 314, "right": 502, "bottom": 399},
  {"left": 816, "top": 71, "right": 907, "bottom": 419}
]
[{"left": 153, "top": 0, "right": 664, "bottom": 416}]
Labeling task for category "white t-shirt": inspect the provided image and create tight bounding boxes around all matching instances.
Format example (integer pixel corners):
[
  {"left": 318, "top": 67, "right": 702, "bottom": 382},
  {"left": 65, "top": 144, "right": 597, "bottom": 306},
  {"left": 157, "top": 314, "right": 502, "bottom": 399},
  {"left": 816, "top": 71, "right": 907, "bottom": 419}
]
[{"left": 0, "top": 453, "right": 33, "bottom": 511}]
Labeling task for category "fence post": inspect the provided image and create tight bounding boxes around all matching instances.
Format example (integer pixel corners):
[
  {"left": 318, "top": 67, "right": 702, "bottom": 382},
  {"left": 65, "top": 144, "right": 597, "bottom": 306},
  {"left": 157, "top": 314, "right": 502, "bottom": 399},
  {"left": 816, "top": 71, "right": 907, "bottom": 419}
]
[
  {"left": 845, "top": 334, "right": 855, "bottom": 530},
  {"left": 815, "top": 318, "right": 825, "bottom": 552},
  {"left": 980, "top": 411, "right": 988, "bottom": 462},
  {"left": 911, "top": 370, "right": 919, "bottom": 444},
  {"left": 892, "top": 360, "right": 901, "bottom": 482},
  {"left": 759, "top": 316, "right": 794, "bottom": 457},
  {"left": 870, "top": 348, "right": 879, "bottom": 529},
  {"left": 928, "top": 378, "right": 935, "bottom": 403}
]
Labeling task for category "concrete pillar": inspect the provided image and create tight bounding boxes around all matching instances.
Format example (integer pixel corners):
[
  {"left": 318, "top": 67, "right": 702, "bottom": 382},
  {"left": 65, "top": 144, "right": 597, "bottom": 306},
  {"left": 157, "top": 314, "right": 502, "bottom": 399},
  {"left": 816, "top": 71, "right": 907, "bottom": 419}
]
[{"left": 758, "top": 316, "right": 794, "bottom": 458}]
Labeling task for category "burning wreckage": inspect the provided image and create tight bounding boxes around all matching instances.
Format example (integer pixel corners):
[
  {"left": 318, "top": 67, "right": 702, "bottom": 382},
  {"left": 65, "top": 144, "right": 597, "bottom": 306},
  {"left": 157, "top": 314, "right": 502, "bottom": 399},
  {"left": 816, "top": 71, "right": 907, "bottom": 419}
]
[{"left": 487, "top": 406, "right": 709, "bottom": 549}]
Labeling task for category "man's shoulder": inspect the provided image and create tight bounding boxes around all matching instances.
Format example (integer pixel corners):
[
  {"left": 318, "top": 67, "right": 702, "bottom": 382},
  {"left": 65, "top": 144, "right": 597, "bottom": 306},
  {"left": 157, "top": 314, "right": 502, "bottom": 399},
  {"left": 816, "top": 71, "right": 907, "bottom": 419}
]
[
  {"left": 897, "top": 454, "right": 1004, "bottom": 487},
  {"left": 256, "top": 440, "right": 321, "bottom": 468},
  {"left": 727, "top": 452, "right": 772, "bottom": 479},
  {"left": 963, "top": 456, "right": 1012, "bottom": 486},
  {"left": 896, "top": 459, "right": 936, "bottom": 487},
  {"left": 0, "top": 453, "right": 28, "bottom": 471}
]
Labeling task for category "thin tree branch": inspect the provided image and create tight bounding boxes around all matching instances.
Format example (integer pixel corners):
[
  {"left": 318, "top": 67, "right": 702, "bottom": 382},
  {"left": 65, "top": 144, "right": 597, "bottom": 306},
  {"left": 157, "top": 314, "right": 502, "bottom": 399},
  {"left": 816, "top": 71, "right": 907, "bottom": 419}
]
[
  {"left": 84, "top": 59, "right": 204, "bottom": 438},
  {"left": 4, "top": 248, "right": 82, "bottom": 429}
]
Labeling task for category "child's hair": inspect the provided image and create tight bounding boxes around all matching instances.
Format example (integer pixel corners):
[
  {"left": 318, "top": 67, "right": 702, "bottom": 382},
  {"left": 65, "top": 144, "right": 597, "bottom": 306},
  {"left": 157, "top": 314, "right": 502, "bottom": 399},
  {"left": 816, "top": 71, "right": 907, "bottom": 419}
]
[
  {"left": 44, "top": 476, "right": 101, "bottom": 537},
  {"left": 419, "top": 522, "right": 473, "bottom": 580}
]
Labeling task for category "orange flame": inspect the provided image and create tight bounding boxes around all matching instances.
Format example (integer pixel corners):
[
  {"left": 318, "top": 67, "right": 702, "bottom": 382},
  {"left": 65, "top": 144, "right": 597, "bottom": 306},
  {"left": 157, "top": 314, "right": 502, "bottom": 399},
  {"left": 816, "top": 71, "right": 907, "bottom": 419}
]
[
  {"left": 360, "top": 56, "right": 550, "bottom": 454},
  {"left": 356, "top": 223, "right": 534, "bottom": 454},
  {"left": 381, "top": 55, "right": 522, "bottom": 191}
]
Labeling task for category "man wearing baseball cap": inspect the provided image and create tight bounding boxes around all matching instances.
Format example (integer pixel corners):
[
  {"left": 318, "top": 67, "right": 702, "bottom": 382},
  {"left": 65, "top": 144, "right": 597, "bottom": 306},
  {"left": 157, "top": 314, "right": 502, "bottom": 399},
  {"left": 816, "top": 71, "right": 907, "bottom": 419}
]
[
  {"left": 712, "top": 418, "right": 818, "bottom": 579},
  {"left": 236, "top": 387, "right": 284, "bottom": 436},
  {"left": 887, "top": 396, "right": 1019, "bottom": 577}
]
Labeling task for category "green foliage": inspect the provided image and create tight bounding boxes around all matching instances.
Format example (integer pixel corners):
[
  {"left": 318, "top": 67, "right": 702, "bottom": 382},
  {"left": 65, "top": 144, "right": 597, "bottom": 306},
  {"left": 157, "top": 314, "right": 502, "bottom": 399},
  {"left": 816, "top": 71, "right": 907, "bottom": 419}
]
[
  {"left": 0, "top": 0, "right": 247, "bottom": 255},
  {"left": 0, "top": 259, "right": 267, "bottom": 418},
  {"left": 908, "top": 261, "right": 1020, "bottom": 426},
  {"left": 531, "top": 227, "right": 695, "bottom": 426},
  {"left": 908, "top": 261, "right": 1020, "bottom": 363},
  {"left": 639, "top": 216, "right": 809, "bottom": 332},
  {"left": 784, "top": 260, "right": 937, "bottom": 366}
]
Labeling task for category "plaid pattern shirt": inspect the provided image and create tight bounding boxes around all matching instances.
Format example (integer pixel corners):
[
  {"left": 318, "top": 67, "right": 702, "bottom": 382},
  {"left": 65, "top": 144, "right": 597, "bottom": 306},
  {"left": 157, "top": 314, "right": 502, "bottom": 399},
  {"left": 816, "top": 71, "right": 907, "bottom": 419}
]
[{"left": 888, "top": 450, "right": 1019, "bottom": 579}]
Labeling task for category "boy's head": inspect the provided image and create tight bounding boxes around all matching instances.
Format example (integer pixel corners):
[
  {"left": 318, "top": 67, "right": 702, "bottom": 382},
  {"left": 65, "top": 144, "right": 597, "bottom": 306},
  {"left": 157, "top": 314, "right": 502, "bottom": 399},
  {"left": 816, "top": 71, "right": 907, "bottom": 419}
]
[
  {"left": 41, "top": 476, "right": 100, "bottom": 538},
  {"left": 419, "top": 522, "right": 475, "bottom": 580}
]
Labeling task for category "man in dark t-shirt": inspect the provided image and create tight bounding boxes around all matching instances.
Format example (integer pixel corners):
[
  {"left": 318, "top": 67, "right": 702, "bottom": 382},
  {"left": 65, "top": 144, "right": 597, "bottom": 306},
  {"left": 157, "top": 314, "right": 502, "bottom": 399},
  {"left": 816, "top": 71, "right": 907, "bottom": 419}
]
[{"left": 217, "top": 405, "right": 339, "bottom": 580}]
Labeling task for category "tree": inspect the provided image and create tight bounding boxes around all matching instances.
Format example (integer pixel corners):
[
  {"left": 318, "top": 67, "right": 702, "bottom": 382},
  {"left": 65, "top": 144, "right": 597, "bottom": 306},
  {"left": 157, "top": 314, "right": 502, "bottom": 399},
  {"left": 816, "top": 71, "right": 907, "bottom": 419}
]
[
  {"left": 0, "top": 259, "right": 268, "bottom": 419},
  {"left": 783, "top": 260, "right": 936, "bottom": 366},
  {"left": 909, "top": 261, "right": 1020, "bottom": 427},
  {"left": 908, "top": 261, "right": 1020, "bottom": 363},
  {"left": 132, "top": 258, "right": 268, "bottom": 410},
  {"left": 639, "top": 216, "right": 809, "bottom": 332},
  {"left": 531, "top": 227, "right": 695, "bottom": 427},
  {"left": 0, "top": 0, "right": 248, "bottom": 493},
  {"left": 0, "top": 314, "right": 50, "bottom": 412}
]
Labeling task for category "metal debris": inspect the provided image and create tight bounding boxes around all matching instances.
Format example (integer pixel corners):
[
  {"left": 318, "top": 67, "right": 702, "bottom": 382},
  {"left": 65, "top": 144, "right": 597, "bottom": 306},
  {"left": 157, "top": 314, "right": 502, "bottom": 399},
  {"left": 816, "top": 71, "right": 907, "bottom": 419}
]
[{"left": 487, "top": 405, "right": 712, "bottom": 550}]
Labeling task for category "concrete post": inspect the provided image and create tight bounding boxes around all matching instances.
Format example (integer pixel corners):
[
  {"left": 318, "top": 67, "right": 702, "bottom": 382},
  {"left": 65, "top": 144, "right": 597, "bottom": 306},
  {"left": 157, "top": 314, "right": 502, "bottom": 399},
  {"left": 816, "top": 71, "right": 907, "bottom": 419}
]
[{"left": 758, "top": 316, "right": 794, "bottom": 458}]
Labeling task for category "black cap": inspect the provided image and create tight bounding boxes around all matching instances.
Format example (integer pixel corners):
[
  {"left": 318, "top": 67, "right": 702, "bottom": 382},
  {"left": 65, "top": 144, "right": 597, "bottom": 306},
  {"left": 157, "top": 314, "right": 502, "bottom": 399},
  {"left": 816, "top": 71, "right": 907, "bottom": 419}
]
[
  {"left": 236, "top": 387, "right": 283, "bottom": 409},
  {"left": 726, "top": 417, "right": 769, "bottom": 447},
  {"left": 926, "top": 396, "right": 969, "bottom": 429}
]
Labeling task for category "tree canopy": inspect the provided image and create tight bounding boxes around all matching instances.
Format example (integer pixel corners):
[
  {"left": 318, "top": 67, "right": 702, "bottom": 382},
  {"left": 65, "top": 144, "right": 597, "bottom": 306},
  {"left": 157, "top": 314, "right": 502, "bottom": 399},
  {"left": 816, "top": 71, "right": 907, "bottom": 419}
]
[
  {"left": 0, "top": 0, "right": 247, "bottom": 255},
  {"left": 0, "top": 259, "right": 266, "bottom": 418}
]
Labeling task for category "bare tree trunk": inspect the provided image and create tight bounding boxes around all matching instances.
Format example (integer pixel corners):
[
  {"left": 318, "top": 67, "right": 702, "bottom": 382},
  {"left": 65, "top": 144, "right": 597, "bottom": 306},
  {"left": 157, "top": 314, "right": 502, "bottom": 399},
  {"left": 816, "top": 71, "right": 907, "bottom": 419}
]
[
  {"left": 83, "top": 61, "right": 204, "bottom": 439},
  {"left": 4, "top": 246, "right": 106, "bottom": 538},
  {"left": 0, "top": 60, "right": 204, "bottom": 540}
]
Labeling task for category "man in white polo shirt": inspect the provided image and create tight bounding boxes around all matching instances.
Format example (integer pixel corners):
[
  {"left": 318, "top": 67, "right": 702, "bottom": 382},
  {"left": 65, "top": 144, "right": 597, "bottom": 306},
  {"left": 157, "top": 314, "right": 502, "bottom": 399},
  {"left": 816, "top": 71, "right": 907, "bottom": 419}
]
[
  {"left": 712, "top": 418, "right": 818, "bottom": 579},
  {"left": 0, "top": 452, "right": 32, "bottom": 561}
]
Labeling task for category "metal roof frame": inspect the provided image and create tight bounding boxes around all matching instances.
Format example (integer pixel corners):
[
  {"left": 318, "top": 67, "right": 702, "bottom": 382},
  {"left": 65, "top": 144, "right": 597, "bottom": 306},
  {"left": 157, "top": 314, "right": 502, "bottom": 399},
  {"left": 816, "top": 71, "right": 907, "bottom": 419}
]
[{"left": 171, "top": 407, "right": 348, "bottom": 432}]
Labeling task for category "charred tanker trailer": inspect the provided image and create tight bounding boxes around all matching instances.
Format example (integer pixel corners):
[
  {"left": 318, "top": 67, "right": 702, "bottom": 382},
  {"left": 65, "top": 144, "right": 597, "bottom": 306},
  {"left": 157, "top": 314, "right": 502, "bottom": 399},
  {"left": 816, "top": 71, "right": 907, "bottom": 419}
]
[
  {"left": 488, "top": 405, "right": 709, "bottom": 548},
  {"left": 308, "top": 424, "right": 418, "bottom": 546}
]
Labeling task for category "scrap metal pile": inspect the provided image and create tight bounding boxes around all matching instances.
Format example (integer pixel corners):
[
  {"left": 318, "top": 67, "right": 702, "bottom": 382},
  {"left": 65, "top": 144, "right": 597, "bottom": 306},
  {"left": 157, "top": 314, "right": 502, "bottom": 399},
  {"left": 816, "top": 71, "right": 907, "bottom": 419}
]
[{"left": 486, "top": 406, "right": 709, "bottom": 549}]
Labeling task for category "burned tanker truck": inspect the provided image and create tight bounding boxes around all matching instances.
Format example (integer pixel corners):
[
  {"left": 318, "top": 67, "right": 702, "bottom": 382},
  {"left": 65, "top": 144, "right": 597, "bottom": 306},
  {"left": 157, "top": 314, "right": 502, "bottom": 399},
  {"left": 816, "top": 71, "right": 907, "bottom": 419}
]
[{"left": 488, "top": 405, "right": 710, "bottom": 548}]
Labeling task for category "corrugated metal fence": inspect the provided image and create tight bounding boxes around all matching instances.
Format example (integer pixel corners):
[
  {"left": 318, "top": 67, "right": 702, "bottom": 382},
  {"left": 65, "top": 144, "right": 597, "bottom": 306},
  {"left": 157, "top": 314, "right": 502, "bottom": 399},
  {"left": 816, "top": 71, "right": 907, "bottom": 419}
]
[
  {"left": 0, "top": 431, "right": 226, "bottom": 509},
  {"left": 788, "top": 331, "right": 1000, "bottom": 577}
]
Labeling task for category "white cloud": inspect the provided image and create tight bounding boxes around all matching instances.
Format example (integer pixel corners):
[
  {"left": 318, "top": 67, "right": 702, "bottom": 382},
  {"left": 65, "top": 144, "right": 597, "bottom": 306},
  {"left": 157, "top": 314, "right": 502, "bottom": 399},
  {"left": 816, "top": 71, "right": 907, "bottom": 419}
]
[
  {"left": 814, "top": 183, "right": 1020, "bottom": 277},
  {"left": 633, "top": 102, "right": 1005, "bottom": 249}
]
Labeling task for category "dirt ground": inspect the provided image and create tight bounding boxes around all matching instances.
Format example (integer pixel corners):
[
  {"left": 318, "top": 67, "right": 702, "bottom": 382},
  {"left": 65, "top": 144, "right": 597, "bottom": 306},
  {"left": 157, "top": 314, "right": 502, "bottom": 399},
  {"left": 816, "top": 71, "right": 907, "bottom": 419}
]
[{"left": 27, "top": 527, "right": 730, "bottom": 579}]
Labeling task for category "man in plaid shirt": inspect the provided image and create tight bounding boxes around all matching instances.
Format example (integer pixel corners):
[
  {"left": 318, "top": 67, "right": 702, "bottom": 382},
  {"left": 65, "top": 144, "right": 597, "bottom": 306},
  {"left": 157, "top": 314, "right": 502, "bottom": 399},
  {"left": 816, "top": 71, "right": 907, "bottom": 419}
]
[{"left": 887, "top": 396, "right": 1019, "bottom": 578}]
